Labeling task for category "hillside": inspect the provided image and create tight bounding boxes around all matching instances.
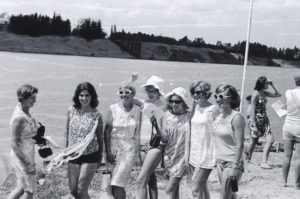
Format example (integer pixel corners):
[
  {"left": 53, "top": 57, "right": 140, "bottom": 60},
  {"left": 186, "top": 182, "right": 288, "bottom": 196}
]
[{"left": 0, "top": 31, "right": 299, "bottom": 67}]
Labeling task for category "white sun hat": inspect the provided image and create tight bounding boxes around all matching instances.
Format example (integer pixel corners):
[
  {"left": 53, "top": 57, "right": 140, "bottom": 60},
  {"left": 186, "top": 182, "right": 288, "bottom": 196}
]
[
  {"left": 165, "top": 87, "right": 189, "bottom": 108},
  {"left": 140, "top": 75, "right": 165, "bottom": 95}
]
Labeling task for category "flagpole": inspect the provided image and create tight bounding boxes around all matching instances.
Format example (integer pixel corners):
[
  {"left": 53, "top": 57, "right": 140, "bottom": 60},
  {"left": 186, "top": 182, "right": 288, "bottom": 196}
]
[{"left": 240, "top": 0, "right": 254, "bottom": 112}]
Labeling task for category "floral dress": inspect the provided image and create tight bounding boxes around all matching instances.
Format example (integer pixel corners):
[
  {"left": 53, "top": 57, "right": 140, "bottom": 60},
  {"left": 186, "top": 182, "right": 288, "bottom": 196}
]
[
  {"left": 109, "top": 103, "right": 141, "bottom": 187},
  {"left": 68, "top": 107, "right": 101, "bottom": 155},
  {"left": 164, "top": 111, "right": 190, "bottom": 177},
  {"left": 254, "top": 98, "right": 270, "bottom": 136},
  {"left": 10, "top": 104, "right": 37, "bottom": 193}
]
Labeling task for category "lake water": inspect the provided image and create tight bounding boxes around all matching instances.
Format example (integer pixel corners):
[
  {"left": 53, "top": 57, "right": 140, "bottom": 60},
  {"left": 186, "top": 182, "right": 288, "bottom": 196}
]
[{"left": 0, "top": 51, "right": 298, "bottom": 153}]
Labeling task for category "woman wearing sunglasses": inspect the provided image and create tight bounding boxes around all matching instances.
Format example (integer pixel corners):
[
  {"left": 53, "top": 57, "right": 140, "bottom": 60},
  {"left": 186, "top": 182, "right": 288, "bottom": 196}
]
[
  {"left": 245, "top": 76, "right": 281, "bottom": 169},
  {"left": 104, "top": 83, "right": 141, "bottom": 199},
  {"left": 212, "top": 84, "right": 245, "bottom": 199},
  {"left": 187, "top": 81, "right": 220, "bottom": 199},
  {"left": 136, "top": 75, "right": 165, "bottom": 199}
]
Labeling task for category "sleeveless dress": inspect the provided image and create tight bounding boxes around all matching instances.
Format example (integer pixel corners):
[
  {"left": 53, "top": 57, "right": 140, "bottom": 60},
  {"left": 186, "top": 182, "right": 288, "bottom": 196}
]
[
  {"left": 189, "top": 105, "right": 218, "bottom": 169},
  {"left": 254, "top": 98, "right": 270, "bottom": 136},
  {"left": 164, "top": 111, "right": 190, "bottom": 177},
  {"left": 212, "top": 111, "right": 244, "bottom": 171},
  {"left": 68, "top": 107, "right": 101, "bottom": 157},
  {"left": 10, "top": 104, "right": 37, "bottom": 193},
  {"left": 110, "top": 103, "right": 141, "bottom": 187}
]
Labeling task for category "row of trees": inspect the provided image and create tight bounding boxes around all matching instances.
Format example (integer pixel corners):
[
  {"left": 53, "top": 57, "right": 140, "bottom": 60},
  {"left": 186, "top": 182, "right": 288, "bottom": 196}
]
[
  {"left": 4, "top": 13, "right": 300, "bottom": 61},
  {"left": 109, "top": 25, "right": 300, "bottom": 61},
  {"left": 7, "top": 13, "right": 106, "bottom": 40}
]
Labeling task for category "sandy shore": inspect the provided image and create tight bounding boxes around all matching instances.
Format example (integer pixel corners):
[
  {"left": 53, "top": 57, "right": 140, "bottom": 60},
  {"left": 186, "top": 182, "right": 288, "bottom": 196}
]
[{"left": 0, "top": 151, "right": 299, "bottom": 199}]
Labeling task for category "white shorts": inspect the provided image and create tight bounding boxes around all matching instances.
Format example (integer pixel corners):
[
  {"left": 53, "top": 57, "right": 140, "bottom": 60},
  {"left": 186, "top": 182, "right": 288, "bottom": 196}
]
[{"left": 283, "top": 122, "right": 300, "bottom": 143}]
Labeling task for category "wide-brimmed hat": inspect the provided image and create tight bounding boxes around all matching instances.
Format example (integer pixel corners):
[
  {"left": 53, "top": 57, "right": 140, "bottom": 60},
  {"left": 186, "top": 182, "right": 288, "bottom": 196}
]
[
  {"left": 140, "top": 75, "right": 165, "bottom": 95},
  {"left": 165, "top": 87, "right": 189, "bottom": 108}
]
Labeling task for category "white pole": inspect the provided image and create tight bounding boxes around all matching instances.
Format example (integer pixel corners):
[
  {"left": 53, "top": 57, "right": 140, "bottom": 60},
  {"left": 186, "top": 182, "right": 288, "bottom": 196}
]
[{"left": 240, "top": 0, "right": 254, "bottom": 112}]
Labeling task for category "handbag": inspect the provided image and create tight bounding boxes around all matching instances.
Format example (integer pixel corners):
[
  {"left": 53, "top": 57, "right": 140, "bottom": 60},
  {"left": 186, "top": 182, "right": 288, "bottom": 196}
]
[{"left": 149, "top": 117, "right": 161, "bottom": 148}]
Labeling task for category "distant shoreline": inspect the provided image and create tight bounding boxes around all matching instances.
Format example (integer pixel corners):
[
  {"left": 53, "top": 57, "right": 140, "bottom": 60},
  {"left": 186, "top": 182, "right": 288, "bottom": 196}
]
[{"left": 1, "top": 31, "right": 300, "bottom": 68}]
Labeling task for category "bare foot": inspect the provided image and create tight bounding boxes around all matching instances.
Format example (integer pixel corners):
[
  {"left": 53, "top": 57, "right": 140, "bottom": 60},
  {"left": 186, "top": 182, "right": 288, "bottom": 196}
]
[{"left": 260, "top": 163, "right": 272, "bottom": 169}]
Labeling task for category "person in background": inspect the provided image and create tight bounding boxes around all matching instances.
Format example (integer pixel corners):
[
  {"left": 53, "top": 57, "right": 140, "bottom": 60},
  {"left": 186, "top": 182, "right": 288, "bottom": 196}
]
[
  {"left": 8, "top": 84, "right": 39, "bottom": 199},
  {"left": 245, "top": 95, "right": 252, "bottom": 122},
  {"left": 104, "top": 83, "right": 141, "bottom": 199},
  {"left": 282, "top": 74, "right": 300, "bottom": 189},
  {"left": 136, "top": 75, "right": 165, "bottom": 199},
  {"left": 186, "top": 81, "right": 220, "bottom": 199},
  {"left": 66, "top": 82, "right": 103, "bottom": 199},
  {"left": 246, "top": 76, "right": 281, "bottom": 169},
  {"left": 212, "top": 84, "right": 245, "bottom": 199}
]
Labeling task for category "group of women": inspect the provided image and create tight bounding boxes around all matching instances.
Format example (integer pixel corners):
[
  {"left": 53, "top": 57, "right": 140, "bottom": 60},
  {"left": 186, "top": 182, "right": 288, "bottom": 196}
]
[{"left": 8, "top": 74, "right": 300, "bottom": 199}]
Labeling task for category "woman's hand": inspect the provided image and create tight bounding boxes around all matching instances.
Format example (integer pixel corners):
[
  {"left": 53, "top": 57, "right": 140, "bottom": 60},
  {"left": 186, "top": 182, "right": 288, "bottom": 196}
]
[
  {"left": 106, "top": 152, "right": 115, "bottom": 164},
  {"left": 229, "top": 167, "right": 237, "bottom": 178}
]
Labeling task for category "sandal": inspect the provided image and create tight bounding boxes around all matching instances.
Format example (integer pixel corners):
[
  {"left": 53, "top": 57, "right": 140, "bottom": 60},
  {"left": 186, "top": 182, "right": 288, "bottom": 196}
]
[{"left": 260, "top": 163, "right": 272, "bottom": 169}]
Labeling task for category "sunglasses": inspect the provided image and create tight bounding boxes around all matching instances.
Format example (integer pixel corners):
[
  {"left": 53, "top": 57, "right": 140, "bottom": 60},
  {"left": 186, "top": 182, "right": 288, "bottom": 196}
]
[
  {"left": 169, "top": 100, "right": 183, "bottom": 104},
  {"left": 118, "top": 90, "right": 132, "bottom": 95},
  {"left": 192, "top": 90, "right": 206, "bottom": 96},
  {"left": 214, "top": 94, "right": 231, "bottom": 100}
]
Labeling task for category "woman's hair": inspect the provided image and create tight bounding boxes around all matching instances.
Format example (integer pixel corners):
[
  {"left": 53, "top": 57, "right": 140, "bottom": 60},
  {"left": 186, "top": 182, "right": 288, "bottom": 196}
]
[
  {"left": 254, "top": 76, "right": 267, "bottom": 91},
  {"left": 17, "top": 84, "right": 38, "bottom": 102},
  {"left": 215, "top": 84, "right": 240, "bottom": 109},
  {"left": 73, "top": 82, "right": 99, "bottom": 108},
  {"left": 166, "top": 94, "right": 189, "bottom": 112},
  {"left": 189, "top": 81, "right": 211, "bottom": 99}
]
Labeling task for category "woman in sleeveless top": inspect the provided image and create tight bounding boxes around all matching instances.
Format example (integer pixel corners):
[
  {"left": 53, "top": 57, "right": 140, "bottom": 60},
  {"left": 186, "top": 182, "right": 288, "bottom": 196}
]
[
  {"left": 212, "top": 84, "right": 245, "bottom": 199},
  {"left": 162, "top": 87, "right": 190, "bottom": 199},
  {"left": 282, "top": 74, "right": 300, "bottom": 188},
  {"left": 104, "top": 84, "right": 141, "bottom": 199},
  {"left": 66, "top": 82, "right": 103, "bottom": 199},
  {"left": 136, "top": 75, "right": 165, "bottom": 199},
  {"left": 246, "top": 76, "right": 281, "bottom": 169},
  {"left": 187, "top": 81, "right": 220, "bottom": 199},
  {"left": 8, "top": 84, "right": 38, "bottom": 199}
]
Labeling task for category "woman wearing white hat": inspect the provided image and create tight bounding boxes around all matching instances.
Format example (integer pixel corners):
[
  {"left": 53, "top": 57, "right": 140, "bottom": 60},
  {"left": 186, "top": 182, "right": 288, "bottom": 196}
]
[
  {"left": 136, "top": 75, "right": 165, "bottom": 199},
  {"left": 282, "top": 74, "right": 300, "bottom": 189},
  {"left": 137, "top": 87, "right": 190, "bottom": 199}
]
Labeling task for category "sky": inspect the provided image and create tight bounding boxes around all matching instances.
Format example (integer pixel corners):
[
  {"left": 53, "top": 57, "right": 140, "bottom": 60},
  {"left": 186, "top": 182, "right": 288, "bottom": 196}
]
[{"left": 1, "top": 0, "right": 300, "bottom": 49}]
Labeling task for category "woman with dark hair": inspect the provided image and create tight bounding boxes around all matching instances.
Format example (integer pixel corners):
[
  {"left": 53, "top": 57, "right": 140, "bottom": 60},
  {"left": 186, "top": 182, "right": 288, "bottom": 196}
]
[
  {"left": 65, "top": 82, "right": 103, "bottom": 198},
  {"left": 246, "top": 76, "right": 281, "bottom": 169},
  {"left": 8, "top": 84, "right": 39, "bottom": 199},
  {"left": 212, "top": 84, "right": 245, "bottom": 199},
  {"left": 187, "top": 81, "right": 220, "bottom": 199},
  {"left": 104, "top": 83, "right": 141, "bottom": 199},
  {"left": 282, "top": 74, "right": 300, "bottom": 188}
]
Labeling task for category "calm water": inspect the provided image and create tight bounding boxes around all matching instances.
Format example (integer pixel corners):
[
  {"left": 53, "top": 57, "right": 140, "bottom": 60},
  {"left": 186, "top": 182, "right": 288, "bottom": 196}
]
[{"left": 0, "top": 51, "right": 298, "bottom": 153}]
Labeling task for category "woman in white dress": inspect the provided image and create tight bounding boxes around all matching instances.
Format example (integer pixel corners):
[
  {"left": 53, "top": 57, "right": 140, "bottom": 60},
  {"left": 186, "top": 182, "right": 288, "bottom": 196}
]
[
  {"left": 104, "top": 83, "right": 142, "bottom": 199},
  {"left": 8, "top": 84, "right": 39, "bottom": 199},
  {"left": 186, "top": 81, "right": 220, "bottom": 199}
]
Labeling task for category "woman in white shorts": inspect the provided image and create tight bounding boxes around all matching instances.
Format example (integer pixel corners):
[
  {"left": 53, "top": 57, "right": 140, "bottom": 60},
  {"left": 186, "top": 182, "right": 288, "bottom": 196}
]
[{"left": 282, "top": 74, "right": 300, "bottom": 189}]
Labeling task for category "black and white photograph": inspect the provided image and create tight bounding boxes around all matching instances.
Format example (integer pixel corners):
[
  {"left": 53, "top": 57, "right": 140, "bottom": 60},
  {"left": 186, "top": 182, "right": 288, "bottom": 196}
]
[{"left": 0, "top": 0, "right": 300, "bottom": 198}]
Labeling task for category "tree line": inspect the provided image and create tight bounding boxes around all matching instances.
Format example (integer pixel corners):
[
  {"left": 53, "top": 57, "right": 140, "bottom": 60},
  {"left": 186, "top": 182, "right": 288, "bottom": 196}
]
[
  {"left": 110, "top": 26, "right": 300, "bottom": 61},
  {"left": 4, "top": 13, "right": 300, "bottom": 61},
  {"left": 7, "top": 13, "right": 106, "bottom": 40}
]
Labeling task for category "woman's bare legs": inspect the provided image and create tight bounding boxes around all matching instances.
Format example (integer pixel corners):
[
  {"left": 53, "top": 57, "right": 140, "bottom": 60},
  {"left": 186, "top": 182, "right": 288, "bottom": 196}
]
[
  {"left": 261, "top": 133, "right": 274, "bottom": 168},
  {"left": 136, "top": 149, "right": 162, "bottom": 199},
  {"left": 282, "top": 140, "right": 294, "bottom": 187},
  {"left": 165, "top": 177, "right": 182, "bottom": 199},
  {"left": 192, "top": 168, "right": 212, "bottom": 199}
]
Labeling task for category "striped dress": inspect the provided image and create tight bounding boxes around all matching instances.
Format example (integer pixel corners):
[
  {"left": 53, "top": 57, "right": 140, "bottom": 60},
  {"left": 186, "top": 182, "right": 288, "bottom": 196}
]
[{"left": 164, "top": 111, "right": 190, "bottom": 177}]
